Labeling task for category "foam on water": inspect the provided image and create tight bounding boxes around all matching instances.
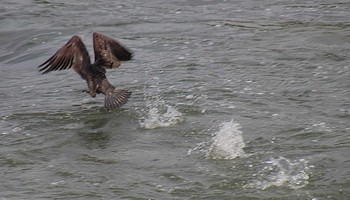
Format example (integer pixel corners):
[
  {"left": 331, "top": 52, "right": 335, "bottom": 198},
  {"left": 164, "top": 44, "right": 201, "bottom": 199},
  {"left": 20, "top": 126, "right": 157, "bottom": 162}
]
[
  {"left": 245, "top": 156, "right": 311, "bottom": 190},
  {"left": 189, "top": 120, "right": 246, "bottom": 160}
]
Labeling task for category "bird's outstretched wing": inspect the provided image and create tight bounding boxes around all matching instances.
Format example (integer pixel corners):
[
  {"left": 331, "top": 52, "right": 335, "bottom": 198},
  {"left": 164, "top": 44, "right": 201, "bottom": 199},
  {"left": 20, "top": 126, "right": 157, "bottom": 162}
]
[
  {"left": 92, "top": 32, "right": 132, "bottom": 69},
  {"left": 38, "top": 35, "right": 91, "bottom": 75}
]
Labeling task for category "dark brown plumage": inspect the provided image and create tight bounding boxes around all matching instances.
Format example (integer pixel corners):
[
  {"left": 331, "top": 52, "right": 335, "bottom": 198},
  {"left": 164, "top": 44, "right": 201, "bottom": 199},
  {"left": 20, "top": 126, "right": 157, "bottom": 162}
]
[{"left": 38, "top": 32, "right": 132, "bottom": 110}]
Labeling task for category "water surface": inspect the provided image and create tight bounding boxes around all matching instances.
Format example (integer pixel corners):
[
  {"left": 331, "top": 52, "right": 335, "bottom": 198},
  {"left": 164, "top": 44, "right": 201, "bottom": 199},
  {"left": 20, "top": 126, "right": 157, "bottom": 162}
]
[{"left": 1, "top": 0, "right": 350, "bottom": 199}]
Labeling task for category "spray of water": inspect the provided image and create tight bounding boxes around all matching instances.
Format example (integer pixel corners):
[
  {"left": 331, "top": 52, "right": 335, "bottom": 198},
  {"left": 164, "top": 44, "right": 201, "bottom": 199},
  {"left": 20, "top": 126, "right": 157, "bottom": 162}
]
[
  {"left": 245, "top": 156, "right": 311, "bottom": 190},
  {"left": 188, "top": 120, "right": 246, "bottom": 160},
  {"left": 207, "top": 120, "right": 246, "bottom": 160},
  {"left": 139, "top": 74, "right": 183, "bottom": 129},
  {"left": 140, "top": 104, "right": 183, "bottom": 129}
]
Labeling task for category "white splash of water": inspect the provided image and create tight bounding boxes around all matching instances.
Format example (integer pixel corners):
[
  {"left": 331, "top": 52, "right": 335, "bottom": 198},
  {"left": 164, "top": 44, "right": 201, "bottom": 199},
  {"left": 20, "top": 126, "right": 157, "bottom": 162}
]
[
  {"left": 140, "top": 104, "right": 183, "bottom": 129},
  {"left": 139, "top": 71, "right": 183, "bottom": 129},
  {"left": 206, "top": 120, "right": 246, "bottom": 160},
  {"left": 245, "top": 156, "right": 311, "bottom": 190}
]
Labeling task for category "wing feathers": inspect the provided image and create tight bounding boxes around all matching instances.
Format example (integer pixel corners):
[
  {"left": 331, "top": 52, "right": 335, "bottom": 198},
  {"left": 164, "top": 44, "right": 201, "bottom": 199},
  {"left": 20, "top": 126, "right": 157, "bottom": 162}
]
[
  {"left": 93, "top": 32, "right": 132, "bottom": 69},
  {"left": 109, "top": 38, "right": 132, "bottom": 61},
  {"left": 38, "top": 35, "right": 90, "bottom": 75}
]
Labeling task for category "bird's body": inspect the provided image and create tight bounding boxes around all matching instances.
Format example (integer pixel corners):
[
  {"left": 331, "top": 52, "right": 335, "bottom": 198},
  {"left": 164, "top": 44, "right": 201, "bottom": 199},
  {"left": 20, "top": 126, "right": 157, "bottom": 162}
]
[{"left": 38, "top": 32, "right": 132, "bottom": 109}]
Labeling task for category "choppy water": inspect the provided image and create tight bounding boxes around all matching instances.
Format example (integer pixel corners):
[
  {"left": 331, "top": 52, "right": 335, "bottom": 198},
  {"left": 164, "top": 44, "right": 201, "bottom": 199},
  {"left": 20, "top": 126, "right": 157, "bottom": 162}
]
[{"left": 1, "top": 0, "right": 350, "bottom": 199}]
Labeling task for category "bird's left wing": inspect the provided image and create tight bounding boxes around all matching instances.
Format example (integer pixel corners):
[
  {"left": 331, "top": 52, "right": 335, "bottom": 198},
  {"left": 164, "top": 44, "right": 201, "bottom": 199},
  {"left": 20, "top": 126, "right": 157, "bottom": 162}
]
[{"left": 92, "top": 32, "right": 132, "bottom": 69}]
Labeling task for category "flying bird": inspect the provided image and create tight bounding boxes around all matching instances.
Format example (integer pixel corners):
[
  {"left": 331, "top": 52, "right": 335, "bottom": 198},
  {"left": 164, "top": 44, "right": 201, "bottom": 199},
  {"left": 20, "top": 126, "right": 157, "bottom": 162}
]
[{"left": 38, "top": 32, "right": 132, "bottom": 110}]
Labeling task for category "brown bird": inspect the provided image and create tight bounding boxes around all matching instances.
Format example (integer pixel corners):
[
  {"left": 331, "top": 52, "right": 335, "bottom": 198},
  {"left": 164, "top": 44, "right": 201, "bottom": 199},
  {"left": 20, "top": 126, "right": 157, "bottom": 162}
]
[{"left": 38, "top": 32, "right": 132, "bottom": 110}]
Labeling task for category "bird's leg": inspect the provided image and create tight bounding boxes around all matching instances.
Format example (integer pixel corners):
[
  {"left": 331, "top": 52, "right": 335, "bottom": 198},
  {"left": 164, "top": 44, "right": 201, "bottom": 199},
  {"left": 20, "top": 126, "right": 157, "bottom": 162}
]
[
  {"left": 89, "top": 89, "right": 97, "bottom": 98},
  {"left": 86, "top": 79, "right": 97, "bottom": 98},
  {"left": 95, "top": 84, "right": 102, "bottom": 94}
]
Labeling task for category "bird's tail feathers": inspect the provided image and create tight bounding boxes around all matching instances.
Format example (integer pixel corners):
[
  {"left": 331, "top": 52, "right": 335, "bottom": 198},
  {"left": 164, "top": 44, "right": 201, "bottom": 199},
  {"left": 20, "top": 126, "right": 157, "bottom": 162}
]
[{"left": 104, "top": 89, "right": 131, "bottom": 110}]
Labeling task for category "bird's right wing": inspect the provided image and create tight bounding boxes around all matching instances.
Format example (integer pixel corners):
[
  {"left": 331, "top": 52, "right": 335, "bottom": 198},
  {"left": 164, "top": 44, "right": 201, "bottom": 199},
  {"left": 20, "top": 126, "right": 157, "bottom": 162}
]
[{"left": 38, "top": 35, "right": 91, "bottom": 75}]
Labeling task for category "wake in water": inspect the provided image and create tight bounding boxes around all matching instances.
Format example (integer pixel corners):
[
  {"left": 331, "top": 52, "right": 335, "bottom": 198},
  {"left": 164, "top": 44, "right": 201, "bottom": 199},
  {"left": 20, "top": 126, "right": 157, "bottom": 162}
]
[{"left": 189, "top": 120, "right": 246, "bottom": 160}]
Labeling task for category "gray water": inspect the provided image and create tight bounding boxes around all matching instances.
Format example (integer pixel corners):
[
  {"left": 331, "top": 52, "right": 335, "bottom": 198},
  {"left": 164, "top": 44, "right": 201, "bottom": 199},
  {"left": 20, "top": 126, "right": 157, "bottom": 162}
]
[{"left": 1, "top": 0, "right": 350, "bottom": 199}]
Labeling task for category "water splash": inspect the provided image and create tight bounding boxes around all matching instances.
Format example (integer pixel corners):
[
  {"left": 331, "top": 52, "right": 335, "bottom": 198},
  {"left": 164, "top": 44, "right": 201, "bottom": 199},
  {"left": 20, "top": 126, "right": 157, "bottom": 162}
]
[
  {"left": 139, "top": 75, "right": 183, "bottom": 129},
  {"left": 140, "top": 104, "right": 183, "bottom": 129},
  {"left": 245, "top": 157, "right": 311, "bottom": 190},
  {"left": 189, "top": 120, "right": 246, "bottom": 159},
  {"left": 206, "top": 120, "right": 246, "bottom": 160}
]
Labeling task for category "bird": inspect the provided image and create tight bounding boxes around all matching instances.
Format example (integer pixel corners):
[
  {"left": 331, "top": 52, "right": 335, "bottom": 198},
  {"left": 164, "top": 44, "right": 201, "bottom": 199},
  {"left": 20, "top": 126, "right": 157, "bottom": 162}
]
[{"left": 38, "top": 32, "right": 132, "bottom": 110}]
